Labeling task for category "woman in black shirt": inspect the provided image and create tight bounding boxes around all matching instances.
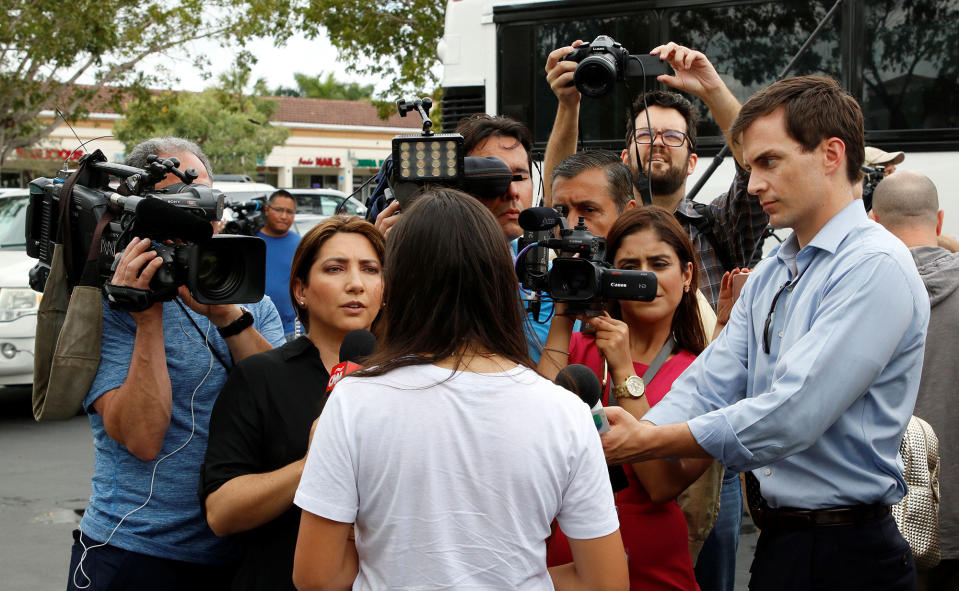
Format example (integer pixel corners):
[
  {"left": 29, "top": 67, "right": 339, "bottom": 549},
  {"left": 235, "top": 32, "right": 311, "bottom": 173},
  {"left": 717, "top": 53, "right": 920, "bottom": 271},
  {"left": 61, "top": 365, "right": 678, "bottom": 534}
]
[{"left": 200, "top": 216, "right": 384, "bottom": 590}]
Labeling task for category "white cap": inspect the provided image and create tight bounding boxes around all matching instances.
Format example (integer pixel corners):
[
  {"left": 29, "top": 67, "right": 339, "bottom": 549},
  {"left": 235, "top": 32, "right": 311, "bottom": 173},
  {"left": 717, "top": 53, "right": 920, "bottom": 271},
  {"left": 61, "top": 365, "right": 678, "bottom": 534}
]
[{"left": 864, "top": 146, "right": 905, "bottom": 166}]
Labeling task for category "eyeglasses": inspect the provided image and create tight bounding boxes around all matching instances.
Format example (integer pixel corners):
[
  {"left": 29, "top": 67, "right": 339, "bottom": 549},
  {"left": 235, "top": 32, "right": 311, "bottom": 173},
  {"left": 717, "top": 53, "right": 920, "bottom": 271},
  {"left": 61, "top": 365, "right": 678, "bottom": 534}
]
[
  {"left": 269, "top": 205, "right": 295, "bottom": 215},
  {"left": 631, "top": 128, "right": 688, "bottom": 147},
  {"left": 762, "top": 268, "right": 808, "bottom": 354}
]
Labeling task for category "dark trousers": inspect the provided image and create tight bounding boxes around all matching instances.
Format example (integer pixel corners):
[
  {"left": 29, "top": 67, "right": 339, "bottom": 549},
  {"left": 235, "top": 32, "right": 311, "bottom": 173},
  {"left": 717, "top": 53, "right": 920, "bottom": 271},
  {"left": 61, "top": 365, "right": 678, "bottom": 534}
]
[
  {"left": 748, "top": 515, "right": 915, "bottom": 591},
  {"left": 66, "top": 529, "right": 233, "bottom": 591}
]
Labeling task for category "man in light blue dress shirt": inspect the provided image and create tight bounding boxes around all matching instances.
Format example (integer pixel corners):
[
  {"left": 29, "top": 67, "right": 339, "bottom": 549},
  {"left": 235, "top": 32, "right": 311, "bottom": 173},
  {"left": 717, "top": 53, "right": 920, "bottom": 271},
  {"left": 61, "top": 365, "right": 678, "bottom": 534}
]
[{"left": 601, "top": 76, "right": 929, "bottom": 590}]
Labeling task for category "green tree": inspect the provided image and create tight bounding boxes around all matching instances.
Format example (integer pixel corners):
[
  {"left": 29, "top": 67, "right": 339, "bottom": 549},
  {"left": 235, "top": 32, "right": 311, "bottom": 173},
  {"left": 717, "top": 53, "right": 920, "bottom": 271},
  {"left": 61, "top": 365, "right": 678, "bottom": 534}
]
[
  {"left": 298, "top": 0, "right": 445, "bottom": 108},
  {"left": 0, "top": 0, "right": 294, "bottom": 167},
  {"left": 114, "top": 64, "right": 290, "bottom": 175},
  {"left": 273, "top": 72, "right": 374, "bottom": 101}
]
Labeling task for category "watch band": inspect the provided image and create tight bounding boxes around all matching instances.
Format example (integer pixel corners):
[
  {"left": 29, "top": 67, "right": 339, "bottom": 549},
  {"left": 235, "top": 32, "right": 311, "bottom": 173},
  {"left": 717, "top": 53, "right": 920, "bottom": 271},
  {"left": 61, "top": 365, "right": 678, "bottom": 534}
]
[{"left": 217, "top": 306, "right": 253, "bottom": 338}]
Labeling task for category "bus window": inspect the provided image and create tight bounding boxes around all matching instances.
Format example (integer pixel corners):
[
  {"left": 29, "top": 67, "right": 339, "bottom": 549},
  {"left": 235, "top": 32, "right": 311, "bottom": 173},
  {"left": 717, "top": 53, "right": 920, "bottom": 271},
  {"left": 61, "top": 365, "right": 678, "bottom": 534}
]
[
  {"left": 667, "top": 0, "right": 841, "bottom": 145},
  {"left": 862, "top": 0, "right": 959, "bottom": 130}
]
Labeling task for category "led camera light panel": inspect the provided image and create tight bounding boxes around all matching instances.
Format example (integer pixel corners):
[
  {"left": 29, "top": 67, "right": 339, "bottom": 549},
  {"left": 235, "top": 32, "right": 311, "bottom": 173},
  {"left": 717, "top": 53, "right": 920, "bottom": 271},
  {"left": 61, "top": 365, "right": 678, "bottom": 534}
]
[{"left": 392, "top": 134, "right": 465, "bottom": 183}]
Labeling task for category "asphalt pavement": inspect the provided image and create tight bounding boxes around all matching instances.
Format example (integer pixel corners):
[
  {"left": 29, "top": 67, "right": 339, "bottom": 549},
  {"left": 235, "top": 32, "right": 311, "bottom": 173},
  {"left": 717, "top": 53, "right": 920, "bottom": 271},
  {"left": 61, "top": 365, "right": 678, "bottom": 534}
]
[{"left": 0, "top": 384, "right": 758, "bottom": 590}]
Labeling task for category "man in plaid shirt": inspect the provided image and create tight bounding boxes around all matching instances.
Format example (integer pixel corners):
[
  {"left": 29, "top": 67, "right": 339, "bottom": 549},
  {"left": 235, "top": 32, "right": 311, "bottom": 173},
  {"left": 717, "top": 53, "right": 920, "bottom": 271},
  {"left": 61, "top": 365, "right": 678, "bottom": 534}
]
[{"left": 545, "top": 42, "right": 768, "bottom": 310}]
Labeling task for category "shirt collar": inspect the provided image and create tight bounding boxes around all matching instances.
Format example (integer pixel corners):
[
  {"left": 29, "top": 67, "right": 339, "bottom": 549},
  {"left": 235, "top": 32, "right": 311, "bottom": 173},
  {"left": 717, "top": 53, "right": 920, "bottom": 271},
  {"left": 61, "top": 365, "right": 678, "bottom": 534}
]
[
  {"left": 280, "top": 335, "right": 320, "bottom": 361},
  {"left": 777, "top": 199, "right": 867, "bottom": 268},
  {"left": 673, "top": 197, "right": 701, "bottom": 218}
]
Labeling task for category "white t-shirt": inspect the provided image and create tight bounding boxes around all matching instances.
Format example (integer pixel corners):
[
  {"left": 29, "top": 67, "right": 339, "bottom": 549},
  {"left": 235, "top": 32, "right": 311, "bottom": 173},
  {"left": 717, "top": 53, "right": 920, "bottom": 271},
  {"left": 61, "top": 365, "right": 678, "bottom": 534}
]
[{"left": 295, "top": 363, "right": 619, "bottom": 590}]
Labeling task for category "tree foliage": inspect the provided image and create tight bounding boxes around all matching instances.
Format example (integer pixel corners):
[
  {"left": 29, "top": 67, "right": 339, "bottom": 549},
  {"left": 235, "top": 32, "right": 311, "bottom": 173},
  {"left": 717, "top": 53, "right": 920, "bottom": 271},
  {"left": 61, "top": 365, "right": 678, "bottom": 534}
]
[
  {"left": 298, "top": 0, "right": 446, "bottom": 107},
  {"left": 0, "top": 0, "right": 295, "bottom": 165},
  {"left": 273, "top": 72, "right": 374, "bottom": 101},
  {"left": 113, "top": 65, "right": 289, "bottom": 175}
]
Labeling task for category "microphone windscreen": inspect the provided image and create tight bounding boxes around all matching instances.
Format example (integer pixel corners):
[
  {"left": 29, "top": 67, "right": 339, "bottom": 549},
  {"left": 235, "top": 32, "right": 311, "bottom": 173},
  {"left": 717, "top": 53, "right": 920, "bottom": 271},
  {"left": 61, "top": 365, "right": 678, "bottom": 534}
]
[
  {"left": 519, "top": 207, "right": 563, "bottom": 231},
  {"left": 134, "top": 197, "right": 214, "bottom": 243},
  {"left": 339, "top": 329, "right": 377, "bottom": 363},
  {"left": 461, "top": 156, "right": 513, "bottom": 199},
  {"left": 555, "top": 364, "right": 602, "bottom": 408}
]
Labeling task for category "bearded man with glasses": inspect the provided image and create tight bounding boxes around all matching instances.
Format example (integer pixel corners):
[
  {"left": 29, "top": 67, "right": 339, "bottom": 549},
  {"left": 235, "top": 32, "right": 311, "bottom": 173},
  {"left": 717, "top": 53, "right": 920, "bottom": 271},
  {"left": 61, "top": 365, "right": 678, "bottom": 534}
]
[
  {"left": 601, "top": 75, "right": 929, "bottom": 591},
  {"left": 545, "top": 42, "right": 769, "bottom": 312}
]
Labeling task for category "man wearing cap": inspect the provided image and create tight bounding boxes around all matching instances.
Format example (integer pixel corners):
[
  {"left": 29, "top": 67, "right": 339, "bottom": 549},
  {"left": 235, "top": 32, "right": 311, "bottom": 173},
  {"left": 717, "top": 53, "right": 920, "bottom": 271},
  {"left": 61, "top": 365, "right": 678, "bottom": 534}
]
[{"left": 864, "top": 146, "right": 905, "bottom": 176}]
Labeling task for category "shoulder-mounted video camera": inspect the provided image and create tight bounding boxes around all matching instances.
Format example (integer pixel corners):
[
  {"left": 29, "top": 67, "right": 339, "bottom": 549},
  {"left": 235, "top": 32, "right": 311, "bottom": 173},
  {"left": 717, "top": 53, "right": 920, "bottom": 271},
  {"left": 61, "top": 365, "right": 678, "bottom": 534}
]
[
  {"left": 516, "top": 207, "right": 657, "bottom": 316},
  {"left": 562, "top": 35, "right": 670, "bottom": 98},
  {"left": 25, "top": 149, "right": 265, "bottom": 312},
  {"left": 860, "top": 164, "right": 885, "bottom": 212},
  {"left": 365, "top": 97, "right": 516, "bottom": 222}
]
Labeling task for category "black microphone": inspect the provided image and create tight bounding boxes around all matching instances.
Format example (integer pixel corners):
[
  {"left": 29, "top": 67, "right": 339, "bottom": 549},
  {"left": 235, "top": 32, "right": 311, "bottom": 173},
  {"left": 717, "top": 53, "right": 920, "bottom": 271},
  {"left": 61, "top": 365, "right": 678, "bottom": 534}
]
[
  {"left": 339, "top": 329, "right": 376, "bottom": 363},
  {"left": 115, "top": 195, "right": 214, "bottom": 243},
  {"left": 519, "top": 206, "right": 564, "bottom": 232},
  {"left": 327, "top": 329, "right": 376, "bottom": 394},
  {"left": 555, "top": 364, "right": 629, "bottom": 493}
]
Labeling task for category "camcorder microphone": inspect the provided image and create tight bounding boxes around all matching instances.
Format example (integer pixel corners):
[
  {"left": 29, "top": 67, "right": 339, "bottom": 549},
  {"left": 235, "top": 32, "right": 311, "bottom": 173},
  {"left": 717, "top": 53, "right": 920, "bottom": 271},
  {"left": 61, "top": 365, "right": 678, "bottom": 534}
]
[
  {"left": 326, "top": 329, "right": 377, "bottom": 394},
  {"left": 114, "top": 196, "right": 215, "bottom": 243},
  {"left": 518, "top": 207, "right": 565, "bottom": 232},
  {"left": 555, "top": 364, "right": 628, "bottom": 493}
]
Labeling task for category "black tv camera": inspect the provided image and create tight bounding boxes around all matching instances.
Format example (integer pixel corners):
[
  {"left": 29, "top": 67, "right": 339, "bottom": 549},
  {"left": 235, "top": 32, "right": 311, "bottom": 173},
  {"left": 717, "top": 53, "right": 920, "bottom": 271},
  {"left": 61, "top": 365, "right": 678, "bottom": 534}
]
[
  {"left": 860, "top": 164, "right": 886, "bottom": 211},
  {"left": 25, "top": 149, "right": 265, "bottom": 311},
  {"left": 562, "top": 35, "right": 670, "bottom": 98},
  {"left": 365, "top": 97, "right": 515, "bottom": 222},
  {"left": 222, "top": 199, "right": 266, "bottom": 236},
  {"left": 516, "top": 207, "right": 657, "bottom": 316}
]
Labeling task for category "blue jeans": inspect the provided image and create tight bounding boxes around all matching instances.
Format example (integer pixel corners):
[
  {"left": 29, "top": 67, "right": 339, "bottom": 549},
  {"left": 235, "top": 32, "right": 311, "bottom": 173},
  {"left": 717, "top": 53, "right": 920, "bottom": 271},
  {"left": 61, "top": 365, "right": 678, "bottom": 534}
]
[{"left": 695, "top": 471, "right": 743, "bottom": 591}]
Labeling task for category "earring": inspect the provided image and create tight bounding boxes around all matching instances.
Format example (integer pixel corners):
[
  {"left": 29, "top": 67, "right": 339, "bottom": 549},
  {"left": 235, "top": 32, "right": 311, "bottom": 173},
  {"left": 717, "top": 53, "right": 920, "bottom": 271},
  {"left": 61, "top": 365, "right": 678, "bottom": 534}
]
[
  {"left": 299, "top": 300, "right": 305, "bottom": 306},
  {"left": 683, "top": 284, "right": 690, "bottom": 293}
]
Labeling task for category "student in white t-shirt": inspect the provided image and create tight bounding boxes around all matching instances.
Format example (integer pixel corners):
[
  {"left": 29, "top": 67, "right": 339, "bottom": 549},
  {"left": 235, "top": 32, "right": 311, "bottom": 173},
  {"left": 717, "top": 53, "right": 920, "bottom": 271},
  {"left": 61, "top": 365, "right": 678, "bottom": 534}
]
[{"left": 293, "top": 188, "right": 627, "bottom": 591}]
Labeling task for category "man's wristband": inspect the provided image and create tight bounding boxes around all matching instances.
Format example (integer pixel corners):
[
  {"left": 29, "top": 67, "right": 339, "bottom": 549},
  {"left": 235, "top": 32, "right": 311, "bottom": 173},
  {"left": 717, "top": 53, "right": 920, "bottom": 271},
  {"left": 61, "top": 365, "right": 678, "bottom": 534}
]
[{"left": 217, "top": 306, "right": 253, "bottom": 338}]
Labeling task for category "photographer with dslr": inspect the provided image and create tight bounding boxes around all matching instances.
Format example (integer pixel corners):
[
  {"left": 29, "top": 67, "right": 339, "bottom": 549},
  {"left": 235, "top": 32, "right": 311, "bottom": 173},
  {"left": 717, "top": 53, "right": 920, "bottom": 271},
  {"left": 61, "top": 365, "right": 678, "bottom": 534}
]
[
  {"left": 545, "top": 42, "right": 766, "bottom": 310},
  {"left": 66, "top": 137, "right": 285, "bottom": 591}
]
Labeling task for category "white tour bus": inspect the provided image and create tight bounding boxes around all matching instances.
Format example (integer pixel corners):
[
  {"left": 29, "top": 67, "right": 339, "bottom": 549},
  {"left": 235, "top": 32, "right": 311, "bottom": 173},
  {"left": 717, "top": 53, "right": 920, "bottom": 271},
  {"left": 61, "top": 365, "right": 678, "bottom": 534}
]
[{"left": 438, "top": 0, "right": 959, "bottom": 238}]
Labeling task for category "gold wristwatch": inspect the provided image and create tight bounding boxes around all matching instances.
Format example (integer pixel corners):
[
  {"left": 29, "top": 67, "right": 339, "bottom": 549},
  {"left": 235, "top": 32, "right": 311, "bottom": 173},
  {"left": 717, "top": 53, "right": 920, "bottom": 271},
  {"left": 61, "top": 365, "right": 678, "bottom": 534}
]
[{"left": 611, "top": 375, "right": 645, "bottom": 400}]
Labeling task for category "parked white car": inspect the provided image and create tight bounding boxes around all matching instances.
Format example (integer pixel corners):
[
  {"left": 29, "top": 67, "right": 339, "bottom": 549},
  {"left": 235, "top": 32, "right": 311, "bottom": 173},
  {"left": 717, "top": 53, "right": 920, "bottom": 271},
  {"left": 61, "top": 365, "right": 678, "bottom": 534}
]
[{"left": 0, "top": 189, "right": 40, "bottom": 386}]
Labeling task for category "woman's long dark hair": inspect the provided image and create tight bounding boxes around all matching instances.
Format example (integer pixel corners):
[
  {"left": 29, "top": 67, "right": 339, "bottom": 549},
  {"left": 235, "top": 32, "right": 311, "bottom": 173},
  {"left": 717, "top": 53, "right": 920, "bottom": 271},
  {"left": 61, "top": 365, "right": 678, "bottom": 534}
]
[
  {"left": 358, "top": 189, "right": 534, "bottom": 375},
  {"left": 605, "top": 206, "right": 708, "bottom": 355}
]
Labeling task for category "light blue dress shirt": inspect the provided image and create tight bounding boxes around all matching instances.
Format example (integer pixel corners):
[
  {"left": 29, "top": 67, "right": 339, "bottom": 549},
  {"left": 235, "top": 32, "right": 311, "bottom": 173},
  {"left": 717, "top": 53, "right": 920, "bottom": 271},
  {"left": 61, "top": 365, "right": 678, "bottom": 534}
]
[{"left": 645, "top": 200, "right": 929, "bottom": 509}]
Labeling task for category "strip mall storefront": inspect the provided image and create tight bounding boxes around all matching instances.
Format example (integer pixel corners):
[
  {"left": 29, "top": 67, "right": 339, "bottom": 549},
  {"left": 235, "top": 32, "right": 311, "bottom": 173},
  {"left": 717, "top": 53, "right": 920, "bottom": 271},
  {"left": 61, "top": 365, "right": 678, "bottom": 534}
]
[{"left": 2, "top": 99, "right": 419, "bottom": 203}]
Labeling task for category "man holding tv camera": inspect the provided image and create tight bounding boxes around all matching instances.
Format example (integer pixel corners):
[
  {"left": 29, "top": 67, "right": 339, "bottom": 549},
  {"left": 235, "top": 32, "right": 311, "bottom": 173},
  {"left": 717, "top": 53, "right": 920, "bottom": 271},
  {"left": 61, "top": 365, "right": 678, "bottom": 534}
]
[
  {"left": 369, "top": 100, "right": 560, "bottom": 359},
  {"left": 62, "top": 137, "right": 285, "bottom": 590}
]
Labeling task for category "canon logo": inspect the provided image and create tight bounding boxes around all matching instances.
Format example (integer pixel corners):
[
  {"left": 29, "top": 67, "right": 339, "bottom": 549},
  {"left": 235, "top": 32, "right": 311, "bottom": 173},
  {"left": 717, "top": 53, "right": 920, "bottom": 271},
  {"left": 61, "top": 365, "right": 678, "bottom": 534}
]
[{"left": 611, "top": 282, "right": 627, "bottom": 288}]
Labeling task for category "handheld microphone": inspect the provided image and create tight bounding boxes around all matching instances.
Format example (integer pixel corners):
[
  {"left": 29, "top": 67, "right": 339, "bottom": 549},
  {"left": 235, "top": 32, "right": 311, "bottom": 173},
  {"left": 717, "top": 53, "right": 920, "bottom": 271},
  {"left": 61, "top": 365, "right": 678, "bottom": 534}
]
[
  {"left": 555, "top": 364, "right": 628, "bottom": 493},
  {"left": 555, "top": 364, "right": 609, "bottom": 433},
  {"left": 326, "top": 329, "right": 377, "bottom": 393}
]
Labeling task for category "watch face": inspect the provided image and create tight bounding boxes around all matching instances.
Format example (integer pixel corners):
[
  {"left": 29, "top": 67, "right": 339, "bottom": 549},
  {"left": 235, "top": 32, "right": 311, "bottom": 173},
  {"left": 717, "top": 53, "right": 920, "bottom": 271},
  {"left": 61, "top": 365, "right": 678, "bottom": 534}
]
[{"left": 626, "top": 376, "right": 645, "bottom": 397}]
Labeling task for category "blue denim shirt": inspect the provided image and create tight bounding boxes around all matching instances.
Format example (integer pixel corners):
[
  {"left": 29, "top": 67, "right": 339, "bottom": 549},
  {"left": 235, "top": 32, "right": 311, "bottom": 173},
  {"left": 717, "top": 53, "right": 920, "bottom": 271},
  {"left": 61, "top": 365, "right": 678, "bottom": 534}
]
[{"left": 646, "top": 200, "right": 929, "bottom": 509}]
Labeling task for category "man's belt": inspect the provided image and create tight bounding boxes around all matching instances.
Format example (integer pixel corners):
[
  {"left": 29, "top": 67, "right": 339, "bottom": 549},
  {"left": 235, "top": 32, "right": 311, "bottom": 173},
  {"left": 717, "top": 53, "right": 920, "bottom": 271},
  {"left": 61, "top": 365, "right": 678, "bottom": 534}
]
[{"left": 754, "top": 504, "right": 891, "bottom": 530}]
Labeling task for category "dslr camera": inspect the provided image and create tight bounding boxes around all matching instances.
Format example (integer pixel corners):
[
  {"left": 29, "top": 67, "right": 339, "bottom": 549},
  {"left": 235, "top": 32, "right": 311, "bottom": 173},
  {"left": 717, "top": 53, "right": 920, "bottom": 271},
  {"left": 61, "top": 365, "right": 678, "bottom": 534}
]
[
  {"left": 562, "top": 35, "right": 670, "bottom": 98},
  {"left": 516, "top": 207, "right": 657, "bottom": 316},
  {"left": 26, "top": 149, "right": 265, "bottom": 311},
  {"left": 365, "top": 97, "right": 515, "bottom": 221}
]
